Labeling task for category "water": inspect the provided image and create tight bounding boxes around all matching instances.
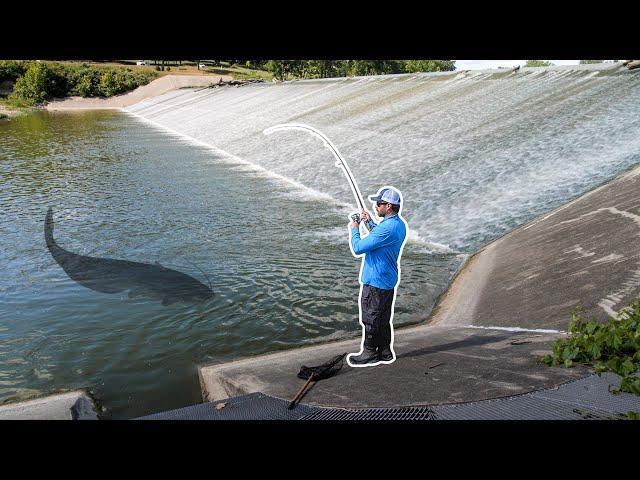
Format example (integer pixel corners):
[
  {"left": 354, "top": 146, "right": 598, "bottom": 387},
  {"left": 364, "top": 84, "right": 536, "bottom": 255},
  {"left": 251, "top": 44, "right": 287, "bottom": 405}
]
[
  {"left": 0, "top": 110, "right": 457, "bottom": 418},
  {"left": 2, "top": 65, "right": 640, "bottom": 418}
]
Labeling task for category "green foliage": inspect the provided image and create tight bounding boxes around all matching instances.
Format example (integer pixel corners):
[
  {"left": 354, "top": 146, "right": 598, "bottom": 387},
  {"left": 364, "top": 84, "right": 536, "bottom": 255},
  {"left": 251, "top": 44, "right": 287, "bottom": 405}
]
[
  {"left": 525, "top": 60, "right": 555, "bottom": 67},
  {"left": 5, "top": 62, "right": 158, "bottom": 105},
  {"left": 0, "top": 60, "right": 28, "bottom": 82},
  {"left": 541, "top": 301, "right": 640, "bottom": 395},
  {"left": 402, "top": 60, "right": 456, "bottom": 73},
  {"left": 579, "top": 60, "right": 604, "bottom": 64},
  {"left": 9, "top": 62, "right": 51, "bottom": 105},
  {"left": 626, "top": 411, "right": 640, "bottom": 420},
  {"left": 262, "top": 60, "right": 457, "bottom": 80},
  {"left": 0, "top": 113, "right": 7, "bottom": 120}
]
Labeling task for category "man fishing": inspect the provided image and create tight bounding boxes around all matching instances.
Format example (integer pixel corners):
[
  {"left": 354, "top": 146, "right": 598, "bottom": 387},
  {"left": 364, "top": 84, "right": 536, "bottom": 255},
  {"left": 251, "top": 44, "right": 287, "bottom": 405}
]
[
  {"left": 262, "top": 124, "right": 408, "bottom": 366},
  {"left": 347, "top": 186, "right": 408, "bottom": 367}
]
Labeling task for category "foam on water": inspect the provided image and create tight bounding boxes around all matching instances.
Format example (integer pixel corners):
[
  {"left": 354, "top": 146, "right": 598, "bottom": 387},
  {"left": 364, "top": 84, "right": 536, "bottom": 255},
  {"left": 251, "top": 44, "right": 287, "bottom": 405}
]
[{"left": 126, "top": 65, "right": 640, "bottom": 252}]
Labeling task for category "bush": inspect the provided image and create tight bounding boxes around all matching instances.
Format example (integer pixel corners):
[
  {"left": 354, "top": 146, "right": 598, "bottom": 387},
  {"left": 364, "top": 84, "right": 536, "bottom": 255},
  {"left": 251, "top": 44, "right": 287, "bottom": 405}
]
[
  {"left": 541, "top": 301, "right": 640, "bottom": 395},
  {"left": 6, "top": 62, "right": 157, "bottom": 103},
  {"left": 72, "top": 69, "right": 101, "bottom": 97},
  {"left": 9, "top": 62, "right": 50, "bottom": 105},
  {"left": 0, "top": 60, "right": 28, "bottom": 82}
]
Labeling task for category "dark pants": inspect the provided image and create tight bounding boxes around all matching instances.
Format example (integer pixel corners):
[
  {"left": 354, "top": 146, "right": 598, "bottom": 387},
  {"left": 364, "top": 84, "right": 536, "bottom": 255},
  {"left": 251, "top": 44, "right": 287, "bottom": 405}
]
[{"left": 361, "top": 284, "right": 395, "bottom": 349}]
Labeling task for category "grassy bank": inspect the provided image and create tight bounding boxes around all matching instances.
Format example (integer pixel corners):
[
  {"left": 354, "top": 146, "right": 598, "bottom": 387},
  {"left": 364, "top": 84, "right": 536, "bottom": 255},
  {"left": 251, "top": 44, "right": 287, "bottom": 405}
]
[{"left": 0, "top": 60, "right": 158, "bottom": 107}]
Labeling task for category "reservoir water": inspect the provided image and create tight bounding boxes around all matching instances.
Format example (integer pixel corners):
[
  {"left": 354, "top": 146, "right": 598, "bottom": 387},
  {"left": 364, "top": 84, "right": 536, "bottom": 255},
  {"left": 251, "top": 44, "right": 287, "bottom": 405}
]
[{"left": 1, "top": 65, "right": 639, "bottom": 418}]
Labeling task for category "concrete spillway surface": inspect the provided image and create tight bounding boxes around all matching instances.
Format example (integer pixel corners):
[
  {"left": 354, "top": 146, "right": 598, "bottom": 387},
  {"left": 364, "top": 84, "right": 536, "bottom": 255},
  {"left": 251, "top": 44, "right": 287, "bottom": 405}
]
[
  {"left": 199, "top": 160, "right": 640, "bottom": 410},
  {"left": 0, "top": 391, "right": 98, "bottom": 420}
]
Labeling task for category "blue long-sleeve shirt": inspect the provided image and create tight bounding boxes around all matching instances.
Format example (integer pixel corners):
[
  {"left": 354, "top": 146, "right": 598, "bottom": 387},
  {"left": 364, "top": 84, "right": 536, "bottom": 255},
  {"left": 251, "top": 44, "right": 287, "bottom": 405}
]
[{"left": 350, "top": 214, "right": 407, "bottom": 290}]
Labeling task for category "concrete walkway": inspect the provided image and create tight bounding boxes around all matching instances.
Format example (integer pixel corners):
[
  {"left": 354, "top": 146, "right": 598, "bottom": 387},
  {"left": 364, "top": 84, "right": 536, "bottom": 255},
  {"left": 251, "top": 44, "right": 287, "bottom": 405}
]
[
  {"left": 199, "top": 162, "right": 640, "bottom": 410},
  {"left": 200, "top": 325, "right": 587, "bottom": 407}
]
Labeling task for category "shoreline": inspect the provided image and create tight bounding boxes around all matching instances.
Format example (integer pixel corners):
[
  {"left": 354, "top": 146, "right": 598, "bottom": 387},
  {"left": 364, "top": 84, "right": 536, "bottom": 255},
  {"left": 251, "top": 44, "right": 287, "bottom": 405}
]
[{"left": 44, "top": 74, "right": 232, "bottom": 111}]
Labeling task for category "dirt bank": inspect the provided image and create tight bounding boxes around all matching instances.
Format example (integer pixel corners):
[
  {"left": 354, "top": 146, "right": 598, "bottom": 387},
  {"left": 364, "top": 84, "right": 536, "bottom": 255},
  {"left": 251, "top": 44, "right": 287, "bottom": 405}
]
[{"left": 45, "top": 74, "right": 232, "bottom": 111}]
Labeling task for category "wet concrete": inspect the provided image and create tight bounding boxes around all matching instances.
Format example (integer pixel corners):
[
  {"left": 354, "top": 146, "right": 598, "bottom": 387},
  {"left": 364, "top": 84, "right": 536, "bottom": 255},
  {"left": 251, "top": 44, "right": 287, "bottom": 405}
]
[
  {"left": 0, "top": 391, "right": 98, "bottom": 420},
  {"left": 432, "top": 163, "right": 640, "bottom": 330}
]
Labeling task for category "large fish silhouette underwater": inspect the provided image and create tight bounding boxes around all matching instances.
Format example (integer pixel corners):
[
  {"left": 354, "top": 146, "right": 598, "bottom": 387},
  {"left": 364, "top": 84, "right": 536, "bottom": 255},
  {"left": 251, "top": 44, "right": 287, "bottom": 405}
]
[{"left": 45, "top": 207, "right": 215, "bottom": 306}]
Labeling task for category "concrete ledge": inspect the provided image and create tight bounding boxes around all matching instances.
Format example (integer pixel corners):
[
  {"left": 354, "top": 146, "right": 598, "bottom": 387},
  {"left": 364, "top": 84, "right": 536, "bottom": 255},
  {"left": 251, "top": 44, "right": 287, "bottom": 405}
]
[
  {"left": 0, "top": 391, "right": 99, "bottom": 420},
  {"left": 199, "top": 325, "right": 588, "bottom": 408}
]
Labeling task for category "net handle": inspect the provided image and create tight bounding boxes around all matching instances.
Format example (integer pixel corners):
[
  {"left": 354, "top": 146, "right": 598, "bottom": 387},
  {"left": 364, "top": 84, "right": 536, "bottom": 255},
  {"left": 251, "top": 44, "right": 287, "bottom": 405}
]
[{"left": 288, "top": 374, "right": 314, "bottom": 410}]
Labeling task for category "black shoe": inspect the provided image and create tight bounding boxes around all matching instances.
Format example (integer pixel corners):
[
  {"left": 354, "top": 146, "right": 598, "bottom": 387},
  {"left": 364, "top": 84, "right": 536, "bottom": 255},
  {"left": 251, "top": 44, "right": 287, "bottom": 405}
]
[
  {"left": 379, "top": 346, "right": 394, "bottom": 362},
  {"left": 348, "top": 346, "right": 379, "bottom": 365}
]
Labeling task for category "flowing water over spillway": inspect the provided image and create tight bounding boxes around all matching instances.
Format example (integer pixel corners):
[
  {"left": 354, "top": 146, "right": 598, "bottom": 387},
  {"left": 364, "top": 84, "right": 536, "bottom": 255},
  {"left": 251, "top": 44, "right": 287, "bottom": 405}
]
[
  {"left": 1, "top": 64, "right": 639, "bottom": 418},
  {"left": 128, "top": 64, "right": 640, "bottom": 252}
]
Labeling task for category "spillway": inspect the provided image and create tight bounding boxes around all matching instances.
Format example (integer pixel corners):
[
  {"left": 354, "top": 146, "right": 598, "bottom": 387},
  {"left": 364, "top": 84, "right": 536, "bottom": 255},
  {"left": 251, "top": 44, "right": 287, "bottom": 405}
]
[{"left": 127, "top": 63, "right": 640, "bottom": 253}]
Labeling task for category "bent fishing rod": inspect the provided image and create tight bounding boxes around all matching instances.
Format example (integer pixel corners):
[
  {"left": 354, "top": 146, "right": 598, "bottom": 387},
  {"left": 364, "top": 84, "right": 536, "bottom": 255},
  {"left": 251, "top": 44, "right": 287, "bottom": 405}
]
[{"left": 262, "top": 123, "right": 375, "bottom": 231}]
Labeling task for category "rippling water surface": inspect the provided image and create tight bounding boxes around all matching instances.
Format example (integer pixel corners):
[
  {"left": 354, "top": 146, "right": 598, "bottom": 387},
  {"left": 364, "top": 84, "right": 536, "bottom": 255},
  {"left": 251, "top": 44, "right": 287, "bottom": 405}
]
[{"left": 0, "top": 111, "right": 456, "bottom": 418}]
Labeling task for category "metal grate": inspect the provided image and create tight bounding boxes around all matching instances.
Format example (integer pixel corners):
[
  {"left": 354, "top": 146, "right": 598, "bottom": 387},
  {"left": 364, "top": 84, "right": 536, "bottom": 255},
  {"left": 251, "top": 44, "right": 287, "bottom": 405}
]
[
  {"left": 530, "top": 372, "right": 640, "bottom": 416},
  {"left": 136, "top": 392, "right": 319, "bottom": 420},
  {"left": 137, "top": 373, "right": 640, "bottom": 420},
  {"left": 300, "top": 406, "right": 437, "bottom": 421}
]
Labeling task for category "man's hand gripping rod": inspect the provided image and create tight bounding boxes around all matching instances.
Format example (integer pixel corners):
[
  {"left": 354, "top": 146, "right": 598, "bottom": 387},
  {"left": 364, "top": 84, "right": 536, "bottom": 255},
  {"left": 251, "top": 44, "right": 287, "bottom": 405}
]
[{"left": 263, "top": 123, "right": 375, "bottom": 231}]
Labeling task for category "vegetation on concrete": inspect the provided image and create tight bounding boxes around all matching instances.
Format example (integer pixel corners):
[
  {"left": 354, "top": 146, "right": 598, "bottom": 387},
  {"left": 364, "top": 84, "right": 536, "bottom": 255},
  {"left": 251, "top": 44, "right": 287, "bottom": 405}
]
[
  {"left": 541, "top": 300, "right": 640, "bottom": 398},
  {"left": 1, "top": 60, "right": 158, "bottom": 107}
]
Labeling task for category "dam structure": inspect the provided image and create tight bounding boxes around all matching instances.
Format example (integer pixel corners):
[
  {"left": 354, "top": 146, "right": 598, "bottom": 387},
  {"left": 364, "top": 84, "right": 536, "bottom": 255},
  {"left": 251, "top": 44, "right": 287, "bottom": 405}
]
[
  {"left": 126, "top": 63, "right": 640, "bottom": 256},
  {"left": 124, "top": 63, "right": 640, "bottom": 417}
]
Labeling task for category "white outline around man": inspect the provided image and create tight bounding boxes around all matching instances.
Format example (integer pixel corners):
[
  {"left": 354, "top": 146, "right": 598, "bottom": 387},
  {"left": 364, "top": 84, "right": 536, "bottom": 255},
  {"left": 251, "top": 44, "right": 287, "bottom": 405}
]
[{"left": 347, "top": 186, "right": 408, "bottom": 367}]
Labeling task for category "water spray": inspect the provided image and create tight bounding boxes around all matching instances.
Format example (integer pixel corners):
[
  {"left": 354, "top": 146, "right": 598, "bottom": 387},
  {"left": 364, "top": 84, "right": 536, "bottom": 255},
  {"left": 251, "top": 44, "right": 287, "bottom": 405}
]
[{"left": 263, "top": 123, "right": 375, "bottom": 231}]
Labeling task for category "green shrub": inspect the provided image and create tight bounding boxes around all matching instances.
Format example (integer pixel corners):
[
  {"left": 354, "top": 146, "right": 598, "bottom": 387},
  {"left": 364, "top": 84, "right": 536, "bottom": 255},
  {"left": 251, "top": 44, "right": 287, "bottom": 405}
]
[
  {"left": 9, "top": 62, "right": 50, "bottom": 105},
  {"left": 0, "top": 60, "right": 28, "bottom": 82},
  {"left": 72, "top": 70, "right": 101, "bottom": 97},
  {"left": 541, "top": 301, "right": 640, "bottom": 395},
  {"left": 6, "top": 62, "right": 157, "bottom": 103}
]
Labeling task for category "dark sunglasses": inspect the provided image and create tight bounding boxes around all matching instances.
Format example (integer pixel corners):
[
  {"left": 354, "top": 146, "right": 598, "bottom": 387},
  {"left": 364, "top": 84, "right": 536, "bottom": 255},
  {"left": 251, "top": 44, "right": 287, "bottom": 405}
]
[{"left": 376, "top": 201, "right": 390, "bottom": 206}]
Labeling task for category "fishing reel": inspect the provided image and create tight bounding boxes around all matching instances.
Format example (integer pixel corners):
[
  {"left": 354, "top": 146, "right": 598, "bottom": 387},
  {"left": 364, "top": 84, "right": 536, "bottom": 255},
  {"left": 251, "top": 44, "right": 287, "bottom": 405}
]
[{"left": 350, "top": 213, "right": 375, "bottom": 231}]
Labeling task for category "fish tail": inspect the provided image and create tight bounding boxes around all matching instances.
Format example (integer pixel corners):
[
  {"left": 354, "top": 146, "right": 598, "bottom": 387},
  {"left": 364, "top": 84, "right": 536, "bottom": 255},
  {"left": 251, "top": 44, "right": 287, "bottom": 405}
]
[{"left": 45, "top": 207, "right": 56, "bottom": 248}]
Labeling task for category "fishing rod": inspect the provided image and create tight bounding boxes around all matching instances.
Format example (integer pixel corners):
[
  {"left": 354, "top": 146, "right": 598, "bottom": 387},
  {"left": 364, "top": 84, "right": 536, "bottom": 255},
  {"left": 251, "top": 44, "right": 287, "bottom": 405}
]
[{"left": 262, "top": 123, "right": 375, "bottom": 231}]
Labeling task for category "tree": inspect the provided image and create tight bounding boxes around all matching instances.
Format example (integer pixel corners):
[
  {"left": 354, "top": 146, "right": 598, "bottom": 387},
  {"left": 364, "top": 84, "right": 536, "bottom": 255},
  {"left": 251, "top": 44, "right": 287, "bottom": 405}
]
[
  {"left": 524, "top": 60, "right": 554, "bottom": 67},
  {"left": 579, "top": 60, "right": 603, "bottom": 64},
  {"left": 9, "top": 62, "right": 50, "bottom": 105},
  {"left": 402, "top": 60, "right": 456, "bottom": 73}
]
